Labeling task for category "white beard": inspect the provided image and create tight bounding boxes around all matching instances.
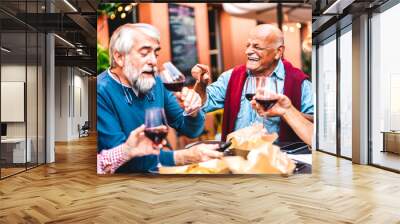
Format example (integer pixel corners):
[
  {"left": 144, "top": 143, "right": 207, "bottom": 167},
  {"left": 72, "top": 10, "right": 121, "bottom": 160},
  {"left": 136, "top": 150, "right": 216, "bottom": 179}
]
[{"left": 123, "top": 58, "right": 155, "bottom": 95}]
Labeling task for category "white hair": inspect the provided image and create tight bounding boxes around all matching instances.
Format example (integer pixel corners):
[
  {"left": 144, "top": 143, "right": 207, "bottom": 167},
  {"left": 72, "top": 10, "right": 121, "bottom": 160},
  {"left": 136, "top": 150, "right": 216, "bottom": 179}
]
[{"left": 109, "top": 23, "right": 160, "bottom": 67}]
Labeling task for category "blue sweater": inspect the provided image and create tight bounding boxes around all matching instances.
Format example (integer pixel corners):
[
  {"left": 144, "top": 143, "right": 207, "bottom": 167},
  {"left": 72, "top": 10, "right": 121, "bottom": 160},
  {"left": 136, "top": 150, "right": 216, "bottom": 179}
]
[{"left": 97, "top": 70, "right": 205, "bottom": 173}]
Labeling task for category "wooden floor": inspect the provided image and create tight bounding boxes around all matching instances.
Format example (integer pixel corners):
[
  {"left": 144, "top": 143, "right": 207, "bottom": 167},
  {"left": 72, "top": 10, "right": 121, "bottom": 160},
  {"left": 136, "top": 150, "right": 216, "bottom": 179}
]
[
  {"left": 1, "top": 164, "right": 44, "bottom": 178},
  {"left": 1, "top": 135, "right": 400, "bottom": 223},
  {"left": 1, "top": 167, "right": 26, "bottom": 177},
  {"left": 372, "top": 150, "right": 400, "bottom": 171}
]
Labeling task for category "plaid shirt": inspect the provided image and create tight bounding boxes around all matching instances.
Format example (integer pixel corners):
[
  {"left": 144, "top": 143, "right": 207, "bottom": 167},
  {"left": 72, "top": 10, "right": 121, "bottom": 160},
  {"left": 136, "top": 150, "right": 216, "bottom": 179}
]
[{"left": 97, "top": 144, "right": 129, "bottom": 174}]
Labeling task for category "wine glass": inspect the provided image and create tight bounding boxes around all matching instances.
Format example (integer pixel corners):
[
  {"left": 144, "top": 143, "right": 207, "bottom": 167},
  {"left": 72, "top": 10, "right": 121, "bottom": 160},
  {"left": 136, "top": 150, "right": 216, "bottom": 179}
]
[
  {"left": 254, "top": 76, "right": 278, "bottom": 132},
  {"left": 144, "top": 107, "right": 169, "bottom": 169},
  {"left": 244, "top": 76, "right": 256, "bottom": 101},
  {"left": 144, "top": 107, "right": 168, "bottom": 144},
  {"left": 160, "top": 62, "right": 186, "bottom": 92},
  {"left": 254, "top": 76, "right": 278, "bottom": 111},
  {"left": 245, "top": 76, "right": 257, "bottom": 124}
]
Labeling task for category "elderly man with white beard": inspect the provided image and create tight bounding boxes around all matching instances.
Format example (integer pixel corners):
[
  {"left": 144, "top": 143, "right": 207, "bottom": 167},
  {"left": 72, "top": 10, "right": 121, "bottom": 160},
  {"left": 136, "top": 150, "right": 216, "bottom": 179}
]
[{"left": 97, "top": 23, "right": 222, "bottom": 173}]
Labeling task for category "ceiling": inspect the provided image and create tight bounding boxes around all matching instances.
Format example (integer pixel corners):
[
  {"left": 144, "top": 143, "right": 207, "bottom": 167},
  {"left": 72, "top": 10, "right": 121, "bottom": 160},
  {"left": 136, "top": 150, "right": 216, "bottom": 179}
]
[
  {"left": 0, "top": 0, "right": 97, "bottom": 74},
  {"left": 311, "top": 0, "right": 390, "bottom": 42}
]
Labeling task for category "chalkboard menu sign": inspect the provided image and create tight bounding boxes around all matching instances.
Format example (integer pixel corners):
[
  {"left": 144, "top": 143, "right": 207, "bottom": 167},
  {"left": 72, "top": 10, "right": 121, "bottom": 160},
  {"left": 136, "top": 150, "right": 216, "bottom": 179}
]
[{"left": 168, "top": 4, "right": 198, "bottom": 83}]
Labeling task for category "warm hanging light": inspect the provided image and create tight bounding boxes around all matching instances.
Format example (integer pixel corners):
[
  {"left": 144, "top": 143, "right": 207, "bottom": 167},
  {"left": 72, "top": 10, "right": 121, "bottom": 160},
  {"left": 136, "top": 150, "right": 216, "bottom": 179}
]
[
  {"left": 121, "top": 12, "right": 126, "bottom": 19},
  {"left": 110, "top": 13, "right": 116, "bottom": 20},
  {"left": 296, "top": 23, "right": 302, "bottom": 29},
  {"left": 117, "top": 6, "right": 123, "bottom": 12},
  {"left": 283, "top": 25, "right": 288, "bottom": 32},
  {"left": 125, "top": 5, "right": 132, "bottom": 12}
]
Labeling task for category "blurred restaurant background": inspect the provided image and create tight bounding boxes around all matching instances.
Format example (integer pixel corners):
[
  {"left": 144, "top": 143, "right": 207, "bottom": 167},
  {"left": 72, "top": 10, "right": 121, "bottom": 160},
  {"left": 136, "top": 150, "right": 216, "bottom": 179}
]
[{"left": 97, "top": 3, "right": 312, "bottom": 149}]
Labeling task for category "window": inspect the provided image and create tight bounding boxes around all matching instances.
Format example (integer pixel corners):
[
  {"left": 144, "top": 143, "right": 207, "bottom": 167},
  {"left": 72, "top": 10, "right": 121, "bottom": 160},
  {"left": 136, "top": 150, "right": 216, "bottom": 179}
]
[
  {"left": 0, "top": 0, "right": 46, "bottom": 179},
  {"left": 317, "top": 35, "right": 337, "bottom": 154},
  {"left": 370, "top": 3, "right": 400, "bottom": 171},
  {"left": 339, "top": 27, "right": 352, "bottom": 158}
]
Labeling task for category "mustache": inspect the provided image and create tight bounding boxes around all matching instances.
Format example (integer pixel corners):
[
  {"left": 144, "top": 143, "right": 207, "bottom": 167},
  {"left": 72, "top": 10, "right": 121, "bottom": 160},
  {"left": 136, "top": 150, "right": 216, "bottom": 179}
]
[{"left": 141, "top": 67, "right": 156, "bottom": 74}]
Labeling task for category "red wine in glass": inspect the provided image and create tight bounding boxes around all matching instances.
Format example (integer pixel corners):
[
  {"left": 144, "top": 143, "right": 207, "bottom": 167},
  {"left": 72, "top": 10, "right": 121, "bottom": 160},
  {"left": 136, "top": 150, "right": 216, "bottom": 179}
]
[
  {"left": 144, "top": 127, "right": 168, "bottom": 144},
  {"left": 255, "top": 98, "right": 278, "bottom": 110},
  {"left": 160, "top": 62, "right": 186, "bottom": 92},
  {"left": 255, "top": 76, "right": 278, "bottom": 110},
  {"left": 244, "top": 76, "right": 256, "bottom": 101},
  {"left": 163, "top": 81, "right": 184, "bottom": 92},
  {"left": 144, "top": 108, "right": 168, "bottom": 145}
]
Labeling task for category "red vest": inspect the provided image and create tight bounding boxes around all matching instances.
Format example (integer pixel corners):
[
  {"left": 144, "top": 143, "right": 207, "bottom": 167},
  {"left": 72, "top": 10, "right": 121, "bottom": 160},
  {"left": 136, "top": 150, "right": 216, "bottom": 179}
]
[{"left": 221, "top": 60, "right": 309, "bottom": 142}]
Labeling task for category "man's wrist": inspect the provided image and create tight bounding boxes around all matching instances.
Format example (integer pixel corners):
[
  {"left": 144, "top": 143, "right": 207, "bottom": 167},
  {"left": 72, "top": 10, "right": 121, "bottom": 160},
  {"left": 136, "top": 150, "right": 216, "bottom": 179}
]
[
  {"left": 173, "top": 150, "right": 186, "bottom": 166},
  {"left": 282, "top": 104, "right": 294, "bottom": 121},
  {"left": 122, "top": 143, "right": 135, "bottom": 160},
  {"left": 194, "top": 81, "right": 208, "bottom": 105}
]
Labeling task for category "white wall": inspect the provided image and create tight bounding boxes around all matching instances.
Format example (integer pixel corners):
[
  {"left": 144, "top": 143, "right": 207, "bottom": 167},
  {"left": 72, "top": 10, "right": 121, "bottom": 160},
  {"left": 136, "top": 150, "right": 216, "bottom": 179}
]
[
  {"left": 72, "top": 73, "right": 89, "bottom": 138},
  {"left": 55, "top": 66, "right": 68, "bottom": 141},
  {"left": 54, "top": 67, "right": 89, "bottom": 141}
]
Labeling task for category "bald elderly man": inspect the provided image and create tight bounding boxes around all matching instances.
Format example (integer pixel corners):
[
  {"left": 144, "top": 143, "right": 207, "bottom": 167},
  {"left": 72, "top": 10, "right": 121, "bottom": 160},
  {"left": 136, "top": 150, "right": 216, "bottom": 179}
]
[{"left": 192, "top": 24, "right": 314, "bottom": 145}]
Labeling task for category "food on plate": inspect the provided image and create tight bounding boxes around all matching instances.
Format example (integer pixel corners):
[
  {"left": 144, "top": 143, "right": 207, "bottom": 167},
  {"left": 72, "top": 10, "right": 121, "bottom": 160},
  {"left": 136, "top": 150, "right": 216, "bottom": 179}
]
[
  {"left": 159, "top": 124, "right": 296, "bottom": 175},
  {"left": 224, "top": 124, "right": 296, "bottom": 175},
  {"left": 223, "top": 145, "right": 296, "bottom": 175},
  {"left": 227, "top": 123, "right": 278, "bottom": 152},
  {"left": 159, "top": 159, "right": 229, "bottom": 174}
]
